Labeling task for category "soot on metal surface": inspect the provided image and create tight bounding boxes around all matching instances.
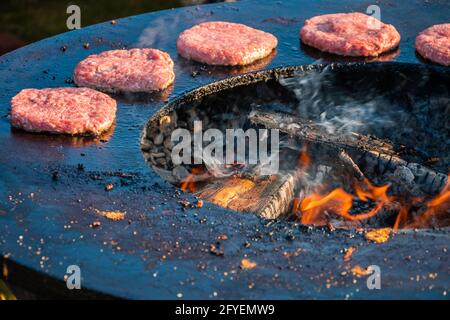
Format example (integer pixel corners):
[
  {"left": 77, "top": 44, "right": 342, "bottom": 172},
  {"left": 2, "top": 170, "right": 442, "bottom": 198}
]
[{"left": 2, "top": 0, "right": 450, "bottom": 299}]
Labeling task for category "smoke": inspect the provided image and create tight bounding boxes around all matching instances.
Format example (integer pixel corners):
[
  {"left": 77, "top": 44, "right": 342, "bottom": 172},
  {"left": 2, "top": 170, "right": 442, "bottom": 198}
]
[
  {"left": 196, "top": 127, "right": 280, "bottom": 178},
  {"left": 135, "top": 6, "right": 216, "bottom": 49},
  {"left": 202, "top": 151, "right": 235, "bottom": 178},
  {"left": 315, "top": 101, "right": 393, "bottom": 135},
  {"left": 279, "top": 66, "right": 398, "bottom": 136},
  {"left": 135, "top": 14, "right": 182, "bottom": 49}
]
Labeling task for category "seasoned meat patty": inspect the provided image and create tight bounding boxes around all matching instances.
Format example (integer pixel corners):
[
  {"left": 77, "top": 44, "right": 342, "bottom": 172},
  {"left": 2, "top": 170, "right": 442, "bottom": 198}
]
[
  {"left": 300, "top": 13, "right": 401, "bottom": 57},
  {"left": 11, "top": 88, "right": 116, "bottom": 135},
  {"left": 176, "top": 21, "right": 278, "bottom": 66},
  {"left": 74, "top": 49, "right": 175, "bottom": 93},
  {"left": 416, "top": 23, "right": 450, "bottom": 66}
]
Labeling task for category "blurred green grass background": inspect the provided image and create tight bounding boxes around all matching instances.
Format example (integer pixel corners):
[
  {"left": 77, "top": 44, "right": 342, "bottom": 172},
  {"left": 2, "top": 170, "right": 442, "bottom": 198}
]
[{"left": 0, "top": 0, "right": 224, "bottom": 55}]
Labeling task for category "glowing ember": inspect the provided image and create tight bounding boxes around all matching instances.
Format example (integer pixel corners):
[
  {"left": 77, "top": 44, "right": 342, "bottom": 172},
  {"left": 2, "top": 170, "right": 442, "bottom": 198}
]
[
  {"left": 351, "top": 265, "right": 372, "bottom": 277},
  {"left": 240, "top": 258, "right": 257, "bottom": 270},
  {"left": 343, "top": 246, "right": 357, "bottom": 262},
  {"left": 210, "top": 177, "right": 255, "bottom": 207},
  {"left": 365, "top": 228, "right": 391, "bottom": 244},
  {"left": 93, "top": 209, "right": 126, "bottom": 221}
]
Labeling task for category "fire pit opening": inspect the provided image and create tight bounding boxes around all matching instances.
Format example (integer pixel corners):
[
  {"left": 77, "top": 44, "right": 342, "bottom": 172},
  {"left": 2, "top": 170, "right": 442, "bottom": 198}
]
[{"left": 141, "top": 63, "right": 449, "bottom": 230}]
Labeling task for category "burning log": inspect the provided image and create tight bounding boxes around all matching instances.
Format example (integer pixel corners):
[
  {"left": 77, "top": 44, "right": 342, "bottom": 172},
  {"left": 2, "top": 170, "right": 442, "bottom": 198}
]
[
  {"left": 256, "top": 173, "right": 298, "bottom": 219},
  {"left": 249, "top": 109, "right": 448, "bottom": 195},
  {"left": 191, "top": 170, "right": 299, "bottom": 219},
  {"left": 248, "top": 109, "right": 396, "bottom": 155}
]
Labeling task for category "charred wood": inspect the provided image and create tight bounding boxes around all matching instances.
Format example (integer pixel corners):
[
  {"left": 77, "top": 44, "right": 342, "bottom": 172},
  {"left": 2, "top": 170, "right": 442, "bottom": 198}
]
[
  {"left": 354, "top": 150, "right": 448, "bottom": 195},
  {"left": 249, "top": 109, "right": 396, "bottom": 155},
  {"left": 338, "top": 150, "right": 366, "bottom": 181},
  {"left": 249, "top": 109, "right": 447, "bottom": 195}
]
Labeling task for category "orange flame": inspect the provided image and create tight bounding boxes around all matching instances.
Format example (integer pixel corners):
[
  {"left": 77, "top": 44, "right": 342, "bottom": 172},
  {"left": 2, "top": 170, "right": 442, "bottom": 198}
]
[
  {"left": 427, "top": 176, "right": 450, "bottom": 210},
  {"left": 298, "top": 145, "right": 311, "bottom": 170},
  {"left": 180, "top": 167, "right": 205, "bottom": 192},
  {"left": 294, "top": 145, "right": 449, "bottom": 229},
  {"left": 399, "top": 175, "right": 450, "bottom": 229},
  {"left": 299, "top": 179, "right": 392, "bottom": 226},
  {"left": 355, "top": 179, "right": 390, "bottom": 202},
  {"left": 300, "top": 174, "right": 450, "bottom": 229},
  {"left": 393, "top": 206, "right": 409, "bottom": 229}
]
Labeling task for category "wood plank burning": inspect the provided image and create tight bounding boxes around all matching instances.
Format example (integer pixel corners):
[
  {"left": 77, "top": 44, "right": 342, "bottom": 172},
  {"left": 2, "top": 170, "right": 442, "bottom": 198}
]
[{"left": 193, "top": 171, "right": 299, "bottom": 219}]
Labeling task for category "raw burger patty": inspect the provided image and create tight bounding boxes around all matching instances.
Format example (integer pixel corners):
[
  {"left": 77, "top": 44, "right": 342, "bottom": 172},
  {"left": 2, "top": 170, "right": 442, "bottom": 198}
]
[
  {"left": 415, "top": 24, "right": 450, "bottom": 66},
  {"left": 11, "top": 88, "right": 116, "bottom": 135},
  {"left": 176, "top": 21, "right": 278, "bottom": 66},
  {"left": 74, "top": 48, "right": 175, "bottom": 93},
  {"left": 300, "top": 13, "right": 401, "bottom": 56}
]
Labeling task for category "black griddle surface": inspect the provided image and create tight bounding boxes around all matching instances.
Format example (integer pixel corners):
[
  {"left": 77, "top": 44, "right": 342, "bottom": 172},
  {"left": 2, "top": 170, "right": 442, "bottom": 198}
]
[{"left": 0, "top": 0, "right": 449, "bottom": 299}]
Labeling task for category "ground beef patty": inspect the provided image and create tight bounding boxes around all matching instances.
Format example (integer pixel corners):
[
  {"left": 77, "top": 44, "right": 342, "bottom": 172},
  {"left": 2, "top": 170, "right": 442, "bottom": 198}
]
[
  {"left": 176, "top": 21, "right": 278, "bottom": 66},
  {"left": 300, "top": 13, "right": 401, "bottom": 57},
  {"left": 11, "top": 88, "right": 116, "bottom": 135},
  {"left": 74, "top": 49, "right": 175, "bottom": 93},
  {"left": 415, "top": 24, "right": 450, "bottom": 66}
]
